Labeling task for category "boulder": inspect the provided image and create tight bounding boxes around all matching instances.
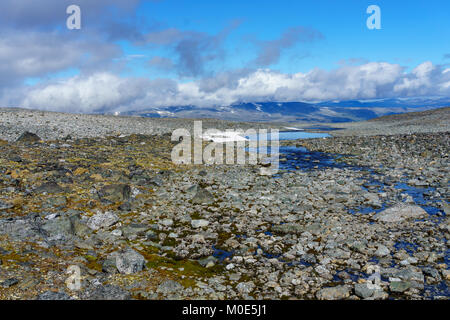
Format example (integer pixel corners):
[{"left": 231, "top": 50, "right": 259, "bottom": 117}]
[
  {"left": 87, "top": 212, "right": 119, "bottom": 231},
  {"left": 115, "top": 248, "right": 146, "bottom": 274},
  {"left": 373, "top": 204, "right": 427, "bottom": 223},
  {"left": 316, "top": 285, "right": 351, "bottom": 300},
  {"left": 191, "top": 187, "right": 214, "bottom": 205},
  {"left": 16, "top": 132, "right": 41, "bottom": 143},
  {"left": 98, "top": 184, "right": 131, "bottom": 203}
]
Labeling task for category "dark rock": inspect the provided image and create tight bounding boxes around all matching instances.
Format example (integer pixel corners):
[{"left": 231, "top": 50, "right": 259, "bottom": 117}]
[
  {"left": 118, "top": 202, "right": 132, "bottom": 212},
  {"left": 98, "top": 184, "right": 131, "bottom": 203},
  {"left": 16, "top": 132, "right": 41, "bottom": 143},
  {"left": 34, "top": 182, "right": 66, "bottom": 194},
  {"left": 1, "top": 278, "right": 19, "bottom": 288}
]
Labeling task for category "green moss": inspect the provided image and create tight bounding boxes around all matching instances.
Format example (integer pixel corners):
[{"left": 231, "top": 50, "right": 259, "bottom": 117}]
[{"left": 190, "top": 211, "right": 203, "bottom": 220}]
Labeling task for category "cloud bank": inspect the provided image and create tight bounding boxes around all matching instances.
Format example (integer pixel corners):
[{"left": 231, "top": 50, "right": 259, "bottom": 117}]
[{"left": 2, "top": 61, "right": 449, "bottom": 113}]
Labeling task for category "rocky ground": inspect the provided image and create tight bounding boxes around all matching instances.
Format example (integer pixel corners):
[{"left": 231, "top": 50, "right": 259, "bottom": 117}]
[
  {"left": 307, "top": 107, "right": 450, "bottom": 136},
  {"left": 0, "top": 108, "right": 281, "bottom": 142},
  {"left": 0, "top": 108, "right": 448, "bottom": 300}
]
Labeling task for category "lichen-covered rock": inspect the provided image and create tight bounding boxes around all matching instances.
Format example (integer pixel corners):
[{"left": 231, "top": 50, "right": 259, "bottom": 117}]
[
  {"left": 87, "top": 211, "right": 119, "bottom": 231},
  {"left": 114, "top": 248, "right": 146, "bottom": 274}
]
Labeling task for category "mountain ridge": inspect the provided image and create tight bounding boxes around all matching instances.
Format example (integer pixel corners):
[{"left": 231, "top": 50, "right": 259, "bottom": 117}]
[{"left": 120, "top": 98, "right": 450, "bottom": 123}]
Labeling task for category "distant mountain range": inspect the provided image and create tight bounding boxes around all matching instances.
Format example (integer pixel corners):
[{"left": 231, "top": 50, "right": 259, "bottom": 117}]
[{"left": 119, "top": 97, "right": 450, "bottom": 123}]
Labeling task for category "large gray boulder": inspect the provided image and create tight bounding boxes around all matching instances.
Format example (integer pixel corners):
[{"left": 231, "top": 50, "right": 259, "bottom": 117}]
[
  {"left": 41, "top": 216, "right": 74, "bottom": 238},
  {"left": 87, "top": 211, "right": 119, "bottom": 231},
  {"left": 373, "top": 204, "right": 427, "bottom": 223},
  {"left": 114, "top": 248, "right": 146, "bottom": 274}
]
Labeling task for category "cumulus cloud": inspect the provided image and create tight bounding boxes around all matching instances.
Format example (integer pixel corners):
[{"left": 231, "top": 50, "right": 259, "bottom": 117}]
[
  {"left": 0, "top": 30, "right": 123, "bottom": 88},
  {"left": 4, "top": 61, "right": 449, "bottom": 113}
]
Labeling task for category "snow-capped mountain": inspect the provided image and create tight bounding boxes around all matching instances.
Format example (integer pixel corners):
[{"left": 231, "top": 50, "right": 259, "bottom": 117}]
[{"left": 120, "top": 98, "right": 450, "bottom": 123}]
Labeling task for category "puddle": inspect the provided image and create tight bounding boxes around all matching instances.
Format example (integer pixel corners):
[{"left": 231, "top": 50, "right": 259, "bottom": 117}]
[
  {"left": 245, "top": 131, "right": 331, "bottom": 141},
  {"left": 394, "top": 241, "right": 419, "bottom": 256},
  {"left": 212, "top": 246, "right": 234, "bottom": 262}
]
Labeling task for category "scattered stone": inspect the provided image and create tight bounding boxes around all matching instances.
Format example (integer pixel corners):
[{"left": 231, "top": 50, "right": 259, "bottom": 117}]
[
  {"left": 82, "top": 284, "right": 131, "bottom": 300},
  {"left": 36, "top": 291, "right": 73, "bottom": 300},
  {"left": 236, "top": 281, "right": 255, "bottom": 294},
  {"left": 157, "top": 280, "right": 183, "bottom": 295},
  {"left": 272, "top": 223, "right": 304, "bottom": 235},
  {"left": 0, "top": 200, "right": 13, "bottom": 211}
]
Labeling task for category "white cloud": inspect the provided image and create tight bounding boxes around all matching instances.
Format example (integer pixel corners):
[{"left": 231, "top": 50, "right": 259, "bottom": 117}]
[{"left": 3, "top": 61, "right": 450, "bottom": 113}]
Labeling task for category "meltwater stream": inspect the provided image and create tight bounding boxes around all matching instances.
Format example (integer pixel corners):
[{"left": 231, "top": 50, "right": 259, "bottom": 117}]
[{"left": 212, "top": 130, "right": 449, "bottom": 299}]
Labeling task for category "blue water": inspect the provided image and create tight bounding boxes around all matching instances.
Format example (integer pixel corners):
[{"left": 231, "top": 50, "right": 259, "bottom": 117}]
[
  {"left": 211, "top": 131, "right": 448, "bottom": 298},
  {"left": 245, "top": 131, "right": 331, "bottom": 141}
]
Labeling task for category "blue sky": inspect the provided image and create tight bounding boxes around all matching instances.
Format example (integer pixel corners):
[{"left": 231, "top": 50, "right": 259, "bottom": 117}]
[
  {"left": 0, "top": 0, "right": 449, "bottom": 112},
  {"left": 123, "top": 0, "right": 450, "bottom": 76}
]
